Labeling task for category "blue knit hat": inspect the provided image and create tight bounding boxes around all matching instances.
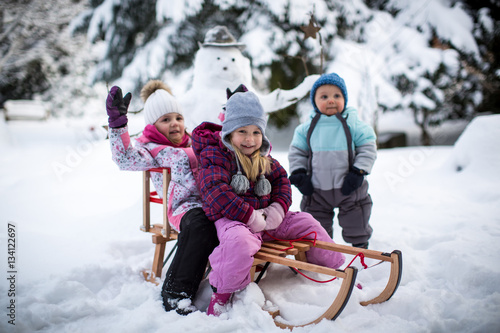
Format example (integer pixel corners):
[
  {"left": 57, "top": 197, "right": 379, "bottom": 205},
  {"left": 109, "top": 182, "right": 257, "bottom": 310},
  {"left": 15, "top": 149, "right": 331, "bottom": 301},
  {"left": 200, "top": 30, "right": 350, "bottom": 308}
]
[
  {"left": 221, "top": 91, "right": 270, "bottom": 156},
  {"left": 310, "top": 73, "right": 348, "bottom": 113}
]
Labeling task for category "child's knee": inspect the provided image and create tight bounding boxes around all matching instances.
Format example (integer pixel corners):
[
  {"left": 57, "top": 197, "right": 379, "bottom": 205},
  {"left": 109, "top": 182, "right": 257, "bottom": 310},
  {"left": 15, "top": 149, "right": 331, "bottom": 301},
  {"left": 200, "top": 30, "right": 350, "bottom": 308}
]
[
  {"left": 289, "top": 211, "right": 321, "bottom": 228},
  {"left": 220, "top": 224, "right": 260, "bottom": 251},
  {"left": 274, "top": 211, "right": 321, "bottom": 238}
]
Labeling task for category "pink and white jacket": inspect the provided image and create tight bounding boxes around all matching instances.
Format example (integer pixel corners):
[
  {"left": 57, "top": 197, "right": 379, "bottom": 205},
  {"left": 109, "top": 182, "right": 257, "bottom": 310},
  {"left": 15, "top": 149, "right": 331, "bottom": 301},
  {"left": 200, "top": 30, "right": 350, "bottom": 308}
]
[{"left": 109, "top": 125, "right": 202, "bottom": 231}]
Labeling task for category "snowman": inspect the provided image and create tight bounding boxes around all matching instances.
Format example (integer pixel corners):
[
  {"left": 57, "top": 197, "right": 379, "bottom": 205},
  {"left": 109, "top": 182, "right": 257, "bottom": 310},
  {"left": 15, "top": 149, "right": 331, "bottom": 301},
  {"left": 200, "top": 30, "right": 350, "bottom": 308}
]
[{"left": 178, "top": 26, "right": 319, "bottom": 130}]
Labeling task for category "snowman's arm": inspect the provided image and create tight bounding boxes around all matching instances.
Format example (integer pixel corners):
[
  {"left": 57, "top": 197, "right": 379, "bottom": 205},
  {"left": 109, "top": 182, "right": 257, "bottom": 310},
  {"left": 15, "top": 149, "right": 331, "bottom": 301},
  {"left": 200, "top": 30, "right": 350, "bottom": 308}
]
[{"left": 258, "top": 74, "right": 320, "bottom": 113}]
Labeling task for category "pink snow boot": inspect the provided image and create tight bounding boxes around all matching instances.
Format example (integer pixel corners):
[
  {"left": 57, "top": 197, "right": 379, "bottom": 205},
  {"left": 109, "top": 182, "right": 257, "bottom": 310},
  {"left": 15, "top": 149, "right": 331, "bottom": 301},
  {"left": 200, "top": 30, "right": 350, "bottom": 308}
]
[{"left": 206, "top": 292, "right": 232, "bottom": 316}]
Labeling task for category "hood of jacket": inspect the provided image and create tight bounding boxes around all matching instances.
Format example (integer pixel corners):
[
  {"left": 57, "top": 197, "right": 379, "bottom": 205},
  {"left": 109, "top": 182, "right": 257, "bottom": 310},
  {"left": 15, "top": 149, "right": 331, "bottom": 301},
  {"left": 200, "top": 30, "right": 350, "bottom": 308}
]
[{"left": 192, "top": 121, "right": 225, "bottom": 158}]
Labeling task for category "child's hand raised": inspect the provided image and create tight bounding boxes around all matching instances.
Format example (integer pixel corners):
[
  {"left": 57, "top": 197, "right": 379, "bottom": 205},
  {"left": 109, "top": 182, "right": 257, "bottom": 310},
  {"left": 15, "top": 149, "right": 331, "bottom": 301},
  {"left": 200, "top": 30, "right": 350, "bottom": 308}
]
[{"left": 106, "top": 86, "right": 132, "bottom": 128}]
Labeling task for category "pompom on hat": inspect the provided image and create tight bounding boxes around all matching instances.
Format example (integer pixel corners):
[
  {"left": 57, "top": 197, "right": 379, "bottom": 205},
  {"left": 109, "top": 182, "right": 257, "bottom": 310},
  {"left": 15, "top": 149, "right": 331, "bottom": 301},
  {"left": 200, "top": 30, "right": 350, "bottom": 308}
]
[
  {"left": 310, "top": 73, "right": 349, "bottom": 113},
  {"left": 140, "top": 80, "right": 183, "bottom": 125}
]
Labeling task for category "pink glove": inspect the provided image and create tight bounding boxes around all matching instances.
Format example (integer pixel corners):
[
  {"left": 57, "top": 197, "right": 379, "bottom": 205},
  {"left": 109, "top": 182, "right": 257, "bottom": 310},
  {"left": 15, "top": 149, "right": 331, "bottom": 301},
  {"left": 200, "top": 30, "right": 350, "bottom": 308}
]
[
  {"left": 263, "top": 202, "right": 285, "bottom": 231},
  {"left": 247, "top": 209, "right": 266, "bottom": 233}
]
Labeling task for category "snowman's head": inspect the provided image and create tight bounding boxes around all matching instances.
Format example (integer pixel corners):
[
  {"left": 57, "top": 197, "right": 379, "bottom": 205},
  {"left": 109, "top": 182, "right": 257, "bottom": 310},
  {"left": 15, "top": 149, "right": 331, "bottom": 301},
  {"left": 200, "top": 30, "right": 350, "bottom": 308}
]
[{"left": 192, "top": 46, "right": 252, "bottom": 89}]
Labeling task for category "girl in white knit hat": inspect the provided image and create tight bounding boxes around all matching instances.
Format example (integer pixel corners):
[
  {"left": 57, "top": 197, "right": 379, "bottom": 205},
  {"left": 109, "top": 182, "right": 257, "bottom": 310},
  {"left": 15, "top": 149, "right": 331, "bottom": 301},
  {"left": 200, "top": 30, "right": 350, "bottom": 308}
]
[{"left": 106, "top": 80, "right": 218, "bottom": 315}]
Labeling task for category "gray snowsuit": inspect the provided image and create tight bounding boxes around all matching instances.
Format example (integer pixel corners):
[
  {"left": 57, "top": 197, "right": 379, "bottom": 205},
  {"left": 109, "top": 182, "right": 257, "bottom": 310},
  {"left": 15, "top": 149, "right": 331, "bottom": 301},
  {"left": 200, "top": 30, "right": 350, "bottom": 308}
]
[{"left": 288, "top": 107, "right": 377, "bottom": 244}]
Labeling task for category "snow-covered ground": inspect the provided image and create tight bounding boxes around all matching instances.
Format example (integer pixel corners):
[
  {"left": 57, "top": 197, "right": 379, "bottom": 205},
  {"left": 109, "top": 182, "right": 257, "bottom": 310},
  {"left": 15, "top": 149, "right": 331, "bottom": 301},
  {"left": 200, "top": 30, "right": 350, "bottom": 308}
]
[{"left": 0, "top": 113, "right": 499, "bottom": 332}]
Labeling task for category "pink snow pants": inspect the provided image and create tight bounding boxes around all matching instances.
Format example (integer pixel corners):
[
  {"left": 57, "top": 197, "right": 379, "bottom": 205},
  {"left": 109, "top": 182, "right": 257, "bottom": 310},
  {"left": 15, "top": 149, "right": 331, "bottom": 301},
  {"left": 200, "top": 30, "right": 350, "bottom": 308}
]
[{"left": 208, "top": 211, "right": 346, "bottom": 294}]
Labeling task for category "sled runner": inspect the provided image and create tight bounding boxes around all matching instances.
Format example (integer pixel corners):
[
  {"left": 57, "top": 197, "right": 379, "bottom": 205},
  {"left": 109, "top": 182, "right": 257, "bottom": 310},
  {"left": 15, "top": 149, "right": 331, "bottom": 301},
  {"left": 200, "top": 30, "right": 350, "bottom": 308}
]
[
  {"left": 251, "top": 241, "right": 358, "bottom": 326},
  {"left": 250, "top": 240, "right": 402, "bottom": 328},
  {"left": 141, "top": 167, "right": 402, "bottom": 327}
]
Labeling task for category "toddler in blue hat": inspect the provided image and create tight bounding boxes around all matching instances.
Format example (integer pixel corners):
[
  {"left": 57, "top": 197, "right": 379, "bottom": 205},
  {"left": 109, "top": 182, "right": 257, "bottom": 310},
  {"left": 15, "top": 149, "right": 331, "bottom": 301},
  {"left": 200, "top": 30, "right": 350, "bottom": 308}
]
[{"left": 288, "top": 73, "right": 377, "bottom": 248}]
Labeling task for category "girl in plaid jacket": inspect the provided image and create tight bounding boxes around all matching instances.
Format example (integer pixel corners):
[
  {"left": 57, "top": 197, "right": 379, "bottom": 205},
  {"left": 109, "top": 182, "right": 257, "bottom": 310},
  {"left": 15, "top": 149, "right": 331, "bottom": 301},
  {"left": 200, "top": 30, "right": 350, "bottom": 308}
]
[{"left": 192, "top": 86, "right": 345, "bottom": 316}]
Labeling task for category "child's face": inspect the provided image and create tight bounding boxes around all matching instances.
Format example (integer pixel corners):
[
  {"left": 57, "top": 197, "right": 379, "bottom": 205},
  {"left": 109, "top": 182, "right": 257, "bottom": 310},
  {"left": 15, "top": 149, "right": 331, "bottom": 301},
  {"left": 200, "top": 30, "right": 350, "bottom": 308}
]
[
  {"left": 154, "top": 113, "right": 185, "bottom": 144},
  {"left": 314, "top": 84, "right": 345, "bottom": 115},
  {"left": 230, "top": 125, "right": 263, "bottom": 156}
]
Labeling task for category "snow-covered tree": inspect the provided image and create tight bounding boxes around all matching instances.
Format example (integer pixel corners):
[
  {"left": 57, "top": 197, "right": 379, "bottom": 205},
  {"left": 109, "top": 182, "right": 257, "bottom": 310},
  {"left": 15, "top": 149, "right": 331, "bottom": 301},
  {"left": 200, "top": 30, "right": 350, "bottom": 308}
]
[
  {"left": 2, "top": 0, "right": 498, "bottom": 145},
  {"left": 0, "top": 0, "right": 90, "bottom": 109},
  {"left": 70, "top": 0, "right": 498, "bottom": 144},
  {"left": 364, "top": 0, "right": 498, "bottom": 145}
]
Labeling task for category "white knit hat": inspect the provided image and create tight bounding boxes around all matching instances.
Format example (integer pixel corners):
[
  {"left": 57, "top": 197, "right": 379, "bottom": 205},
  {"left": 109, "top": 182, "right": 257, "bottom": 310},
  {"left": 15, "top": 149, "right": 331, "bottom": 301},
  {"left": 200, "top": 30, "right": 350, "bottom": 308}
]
[{"left": 142, "top": 85, "right": 183, "bottom": 125}]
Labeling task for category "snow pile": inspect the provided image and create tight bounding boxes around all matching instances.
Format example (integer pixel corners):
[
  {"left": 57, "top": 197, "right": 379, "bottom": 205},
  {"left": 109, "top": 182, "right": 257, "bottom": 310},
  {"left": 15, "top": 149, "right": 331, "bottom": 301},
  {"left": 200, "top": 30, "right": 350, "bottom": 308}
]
[
  {"left": 447, "top": 114, "right": 500, "bottom": 175},
  {"left": 440, "top": 114, "right": 500, "bottom": 204}
]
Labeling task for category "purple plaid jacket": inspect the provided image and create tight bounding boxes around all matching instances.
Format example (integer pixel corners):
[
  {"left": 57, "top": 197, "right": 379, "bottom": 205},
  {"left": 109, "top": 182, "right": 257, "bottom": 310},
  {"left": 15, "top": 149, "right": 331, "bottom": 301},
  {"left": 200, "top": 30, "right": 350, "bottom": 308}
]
[{"left": 192, "top": 122, "right": 292, "bottom": 224}]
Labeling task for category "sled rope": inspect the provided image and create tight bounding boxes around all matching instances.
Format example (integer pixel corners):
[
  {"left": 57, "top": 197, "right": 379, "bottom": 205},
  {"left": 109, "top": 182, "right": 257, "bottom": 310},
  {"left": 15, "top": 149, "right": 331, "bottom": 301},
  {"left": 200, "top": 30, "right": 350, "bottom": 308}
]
[
  {"left": 264, "top": 231, "right": 318, "bottom": 251},
  {"left": 264, "top": 231, "right": 368, "bottom": 284},
  {"left": 290, "top": 252, "right": 368, "bottom": 284}
]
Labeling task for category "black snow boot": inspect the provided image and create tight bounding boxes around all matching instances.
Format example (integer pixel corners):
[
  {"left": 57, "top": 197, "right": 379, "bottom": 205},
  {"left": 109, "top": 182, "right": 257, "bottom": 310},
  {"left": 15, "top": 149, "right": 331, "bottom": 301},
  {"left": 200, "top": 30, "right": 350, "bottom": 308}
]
[
  {"left": 162, "top": 291, "right": 197, "bottom": 316},
  {"left": 352, "top": 242, "right": 369, "bottom": 249}
]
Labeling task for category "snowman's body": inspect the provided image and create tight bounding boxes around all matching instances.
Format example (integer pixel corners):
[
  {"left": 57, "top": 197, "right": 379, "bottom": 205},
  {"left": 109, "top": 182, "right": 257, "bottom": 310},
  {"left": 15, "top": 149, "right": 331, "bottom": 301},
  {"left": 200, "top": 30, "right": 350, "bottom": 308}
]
[
  {"left": 179, "top": 46, "right": 253, "bottom": 130},
  {"left": 178, "top": 26, "right": 318, "bottom": 131}
]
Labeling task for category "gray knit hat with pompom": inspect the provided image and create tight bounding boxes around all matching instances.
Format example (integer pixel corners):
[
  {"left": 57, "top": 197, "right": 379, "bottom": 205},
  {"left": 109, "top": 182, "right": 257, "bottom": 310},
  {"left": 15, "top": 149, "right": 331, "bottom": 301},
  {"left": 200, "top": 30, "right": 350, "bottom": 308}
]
[
  {"left": 220, "top": 89, "right": 271, "bottom": 196},
  {"left": 220, "top": 91, "right": 270, "bottom": 156}
]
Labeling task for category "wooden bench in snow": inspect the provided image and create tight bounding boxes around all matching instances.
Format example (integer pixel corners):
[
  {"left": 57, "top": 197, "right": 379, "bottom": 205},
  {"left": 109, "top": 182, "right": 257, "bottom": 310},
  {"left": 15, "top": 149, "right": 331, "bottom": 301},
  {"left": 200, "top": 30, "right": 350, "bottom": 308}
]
[{"left": 3, "top": 100, "right": 49, "bottom": 121}]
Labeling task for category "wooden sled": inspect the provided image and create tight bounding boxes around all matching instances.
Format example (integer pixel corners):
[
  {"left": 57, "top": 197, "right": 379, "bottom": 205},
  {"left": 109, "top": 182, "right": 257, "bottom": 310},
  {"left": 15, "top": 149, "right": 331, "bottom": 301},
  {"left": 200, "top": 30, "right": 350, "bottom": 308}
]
[
  {"left": 250, "top": 240, "right": 402, "bottom": 329},
  {"left": 141, "top": 167, "right": 402, "bottom": 327}
]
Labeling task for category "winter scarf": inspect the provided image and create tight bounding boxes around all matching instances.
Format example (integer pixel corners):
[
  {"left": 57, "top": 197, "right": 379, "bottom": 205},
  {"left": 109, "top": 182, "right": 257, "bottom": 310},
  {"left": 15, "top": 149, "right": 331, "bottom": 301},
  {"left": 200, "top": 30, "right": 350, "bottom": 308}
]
[{"left": 136, "top": 124, "right": 191, "bottom": 157}]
